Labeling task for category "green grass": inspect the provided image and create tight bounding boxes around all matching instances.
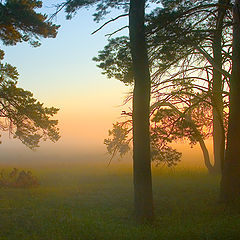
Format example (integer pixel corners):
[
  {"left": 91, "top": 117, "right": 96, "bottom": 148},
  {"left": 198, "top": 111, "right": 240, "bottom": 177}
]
[{"left": 0, "top": 166, "right": 240, "bottom": 240}]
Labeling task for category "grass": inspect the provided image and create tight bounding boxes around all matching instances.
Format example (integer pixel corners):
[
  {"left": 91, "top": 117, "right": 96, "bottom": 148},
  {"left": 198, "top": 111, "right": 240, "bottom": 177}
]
[{"left": 0, "top": 165, "right": 240, "bottom": 240}]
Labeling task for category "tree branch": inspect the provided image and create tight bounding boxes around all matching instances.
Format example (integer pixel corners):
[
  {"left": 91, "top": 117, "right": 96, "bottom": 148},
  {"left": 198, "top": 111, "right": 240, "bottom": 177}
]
[{"left": 91, "top": 14, "right": 129, "bottom": 35}]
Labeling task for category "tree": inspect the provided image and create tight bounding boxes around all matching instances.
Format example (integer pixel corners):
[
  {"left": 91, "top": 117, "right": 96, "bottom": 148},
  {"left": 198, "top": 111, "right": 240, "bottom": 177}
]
[
  {"left": 95, "top": 0, "right": 232, "bottom": 174},
  {"left": 0, "top": 0, "right": 58, "bottom": 47},
  {"left": 0, "top": 0, "right": 60, "bottom": 148},
  {"left": 129, "top": 0, "right": 154, "bottom": 222},
  {"left": 58, "top": 0, "right": 155, "bottom": 222},
  {"left": 104, "top": 95, "right": 211, "bottom": 170},
  {"left": 97, "top": 0, "right": 240, "bottom": 203},
  {"left": 0, "top": 51, "right": 60, "bottom": 149},
  {"left": 140, "top": 0, "right": 230, "bottom": 174},
  {"left": 220, "top": 0, "right": 240, "bottom": 202},
  {"left": 211, "top": 0, "right": 229, "bottom": 174}
]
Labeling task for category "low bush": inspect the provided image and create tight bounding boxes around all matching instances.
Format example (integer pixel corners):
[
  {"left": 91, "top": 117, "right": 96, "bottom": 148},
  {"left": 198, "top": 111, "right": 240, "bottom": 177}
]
[{"left": 0, "top": 168, "right": 39, "bottom": 188}]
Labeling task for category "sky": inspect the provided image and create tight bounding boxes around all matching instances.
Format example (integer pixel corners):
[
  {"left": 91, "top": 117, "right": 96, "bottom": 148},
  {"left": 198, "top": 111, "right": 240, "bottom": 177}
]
[
  {"left": 0, "top": 1, "right": 212, "bottom": 168},
  {"left": 1, "top": 1, "right": 131, "bottom": 162}
]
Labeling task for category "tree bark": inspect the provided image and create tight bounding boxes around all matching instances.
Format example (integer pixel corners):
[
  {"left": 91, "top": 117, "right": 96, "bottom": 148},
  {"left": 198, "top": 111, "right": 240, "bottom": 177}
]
[
  {"left": 211, "top": 0, "right": 227, "bottom": 175},
  {"left": 220, "top": 0, "right": 240, "bottom": 202},
  {"left": 129, "top": 0, "right": 154, "bottom": 222}
]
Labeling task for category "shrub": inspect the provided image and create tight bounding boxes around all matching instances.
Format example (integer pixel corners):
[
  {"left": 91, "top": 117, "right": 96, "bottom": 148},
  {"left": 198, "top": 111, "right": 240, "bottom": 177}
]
[{"left": 0, "top": 168, "right": 39, "bottom": 188}]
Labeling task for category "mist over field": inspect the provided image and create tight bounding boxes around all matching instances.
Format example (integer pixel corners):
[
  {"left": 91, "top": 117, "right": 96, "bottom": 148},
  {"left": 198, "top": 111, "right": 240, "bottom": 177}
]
[{"left": 0, "top": 134, "right": 212, "bottom": 171}]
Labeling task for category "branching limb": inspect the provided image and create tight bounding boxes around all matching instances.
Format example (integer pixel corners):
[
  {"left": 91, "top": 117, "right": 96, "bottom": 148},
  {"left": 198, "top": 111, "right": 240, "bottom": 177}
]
[
  {"left": 105, "top": 26, "right": 129, "bottom": 38},
  {"left": 91, "top": 14, "right": 128, "bottom": 35}
]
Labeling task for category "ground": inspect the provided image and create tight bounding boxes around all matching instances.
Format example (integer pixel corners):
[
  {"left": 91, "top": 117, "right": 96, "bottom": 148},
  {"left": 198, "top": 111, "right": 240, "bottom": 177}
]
[{"left": 0, "top": 165, "right": 240, "bottom": 240}]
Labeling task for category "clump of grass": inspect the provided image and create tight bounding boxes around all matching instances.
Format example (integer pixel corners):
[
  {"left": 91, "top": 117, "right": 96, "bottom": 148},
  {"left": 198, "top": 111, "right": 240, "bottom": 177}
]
[{"left": 0, "top": 168, "right": 39, "bottom": 188}]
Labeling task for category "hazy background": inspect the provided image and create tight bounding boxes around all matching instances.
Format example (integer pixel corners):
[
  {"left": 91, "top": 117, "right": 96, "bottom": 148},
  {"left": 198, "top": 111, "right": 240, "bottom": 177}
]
[{"left": 0, "top": 1, "right": 213, "bottom": 169}]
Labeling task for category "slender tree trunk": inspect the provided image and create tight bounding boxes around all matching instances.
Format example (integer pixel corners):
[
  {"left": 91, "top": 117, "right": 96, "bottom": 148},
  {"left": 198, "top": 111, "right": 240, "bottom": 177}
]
[
  {"left": 220, "top": 0, "right": 240, "bottom": 202},
  {"left": 198, "top": 137, "right": 214, "bottom": 174},
  {"left": 129, "top": 0, "right": 154, "bottom": 222},
  {"left": 185, "top": 114, "right": 214, "bottom": 173},
  {"left": 211, "top": 0, "right": 227, "bottom": 174},
  {"left": 158, "top": 103, "right": 213, "bottom": 173}
]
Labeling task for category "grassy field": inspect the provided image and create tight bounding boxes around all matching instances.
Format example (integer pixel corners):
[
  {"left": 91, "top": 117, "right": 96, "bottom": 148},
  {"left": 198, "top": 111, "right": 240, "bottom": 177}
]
[{"left": 0, "top": 165, "right": 240, "bottom": 240}]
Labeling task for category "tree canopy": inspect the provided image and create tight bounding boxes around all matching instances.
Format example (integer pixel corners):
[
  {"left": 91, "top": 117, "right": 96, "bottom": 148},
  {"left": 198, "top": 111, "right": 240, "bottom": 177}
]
[
  {"left": 93, "top": 0, "right": 232, "bottom": 172},
  {"left": 0, "top": 0, "right": 59, "bottom": 47}
]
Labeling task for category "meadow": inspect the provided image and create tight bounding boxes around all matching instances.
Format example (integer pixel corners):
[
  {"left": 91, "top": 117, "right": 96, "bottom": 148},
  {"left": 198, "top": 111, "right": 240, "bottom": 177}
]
[{"left": 0, "top": 164, "right": 240, "bottom": 240}]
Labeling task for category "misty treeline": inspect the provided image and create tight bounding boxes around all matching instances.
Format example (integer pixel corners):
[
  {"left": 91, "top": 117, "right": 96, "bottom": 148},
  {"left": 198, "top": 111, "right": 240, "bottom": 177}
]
[
  {"left": 1, "top": 0, "right": 240, "bottom": 223},
  {"left": 0, "top": 0, "right": 60, "bottom": 149}
]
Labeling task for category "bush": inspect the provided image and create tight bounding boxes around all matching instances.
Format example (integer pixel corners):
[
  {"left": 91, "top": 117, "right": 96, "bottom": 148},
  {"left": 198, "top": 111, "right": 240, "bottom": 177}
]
[{"left": 0, "top": 168, "right": 39, "bottom": 188}]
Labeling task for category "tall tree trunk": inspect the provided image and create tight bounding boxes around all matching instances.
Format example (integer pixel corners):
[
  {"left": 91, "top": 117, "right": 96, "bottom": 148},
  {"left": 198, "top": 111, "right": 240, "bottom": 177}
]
[
  {"left": 220, "top": 0, "right": 240, "bottom": 202},
  {"left": 129, "top": 0, "right": 154, "bottom": 222},
  {"left": 211, "top": 0, "right": 227, "bottom": 174}
]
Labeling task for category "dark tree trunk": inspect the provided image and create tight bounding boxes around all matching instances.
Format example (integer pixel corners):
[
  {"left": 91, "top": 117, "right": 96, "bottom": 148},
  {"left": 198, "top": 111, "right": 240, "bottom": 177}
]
[
  {"left": 185, "top": 114, "right": 214, "bottom": 173},
  {"left": 129, "top": 0, "right": 154, "bottom": 222},
  {"left": 211, "top": 0, "right": 227, "bottom": 175},
  {"left": 198, "top": 136, "right": 214, "bottom": 174},
  {"left": 220, "top": 0, "right": 240, "bottom": 202}
]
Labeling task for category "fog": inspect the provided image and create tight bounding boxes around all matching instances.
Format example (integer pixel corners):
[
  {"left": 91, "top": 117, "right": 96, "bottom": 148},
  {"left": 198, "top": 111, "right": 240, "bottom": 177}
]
[{"left": 0, "top": 131, "right": 213, "bottom": 173}]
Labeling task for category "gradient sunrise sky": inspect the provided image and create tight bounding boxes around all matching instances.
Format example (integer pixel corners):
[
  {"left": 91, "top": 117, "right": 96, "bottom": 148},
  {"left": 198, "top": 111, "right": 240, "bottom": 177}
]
[
  {"left": 1, "top": 1, "right": 130, "bottom": 156},
  {"left": 0, "top": 1, "right": 210, "bottom": 167}
]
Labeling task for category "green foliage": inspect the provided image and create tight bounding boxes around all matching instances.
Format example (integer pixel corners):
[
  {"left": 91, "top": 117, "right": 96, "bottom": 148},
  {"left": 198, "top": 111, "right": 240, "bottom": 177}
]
[
  {"left": 91, "top": 0, "right": 217, "bottom": 84},
  {"left": 96, "top": 0, "right": 231, "bottom": 167},
  {"left": 104, "top": 122, "right": 130, "bottom": 157},
  {"left": 104, "top": 120, "right": 182, "bottom": 167},
  {"left": 0, "top": 0, "right": 60, "bottom": 149},
  {"left": 104, "top": 96, "right": 213, "bottom": 167},
  {"left": 64, "top": 0, "right": 129, "bottom": 21},
  {"left": 0, "top": 0, "right": 59, "bottom": 47},
  {"left": 62, "top": 0, "right": 231, "bottom": 167},
  {"left": 151, "top": 144, "right": 182, "bottom": 167},
  {"left": 0, "top": 168, "right": 39, "bottom": 188},
  {"left": 93, "top": 37, "right": 133, "bottom": 84},
  {"left": 0, "top": 56, "right": 60, "bottom": 149}
]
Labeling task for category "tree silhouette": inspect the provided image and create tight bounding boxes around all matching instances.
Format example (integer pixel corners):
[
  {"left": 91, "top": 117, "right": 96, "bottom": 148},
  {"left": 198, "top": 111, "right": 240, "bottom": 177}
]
[
  {"left": 58, "top": 0, "right": 155, "bottom": 222},
  {"left": 220, "top": 0, "right": 240, "bottom": 202},
  {"left": 96, "top": 0, "right": 232, "bottom": 174},
  {"left": 95, "top": 0, "right": 240, "bottom": 203}
]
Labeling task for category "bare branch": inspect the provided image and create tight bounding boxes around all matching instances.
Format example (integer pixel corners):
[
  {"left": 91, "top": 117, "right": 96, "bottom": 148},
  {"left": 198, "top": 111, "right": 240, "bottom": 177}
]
[
  {"left": 105, "top": 26, "right": 129, "bottom": 38},
  {"left": 48, "top": 1, "right": 71, "bottom": 21},
  {"left": 91, "top": 14, "right": 129, "bottom": 35},
  {"left": 195, "top": 45, "right": 231, "bottom": 79}
]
